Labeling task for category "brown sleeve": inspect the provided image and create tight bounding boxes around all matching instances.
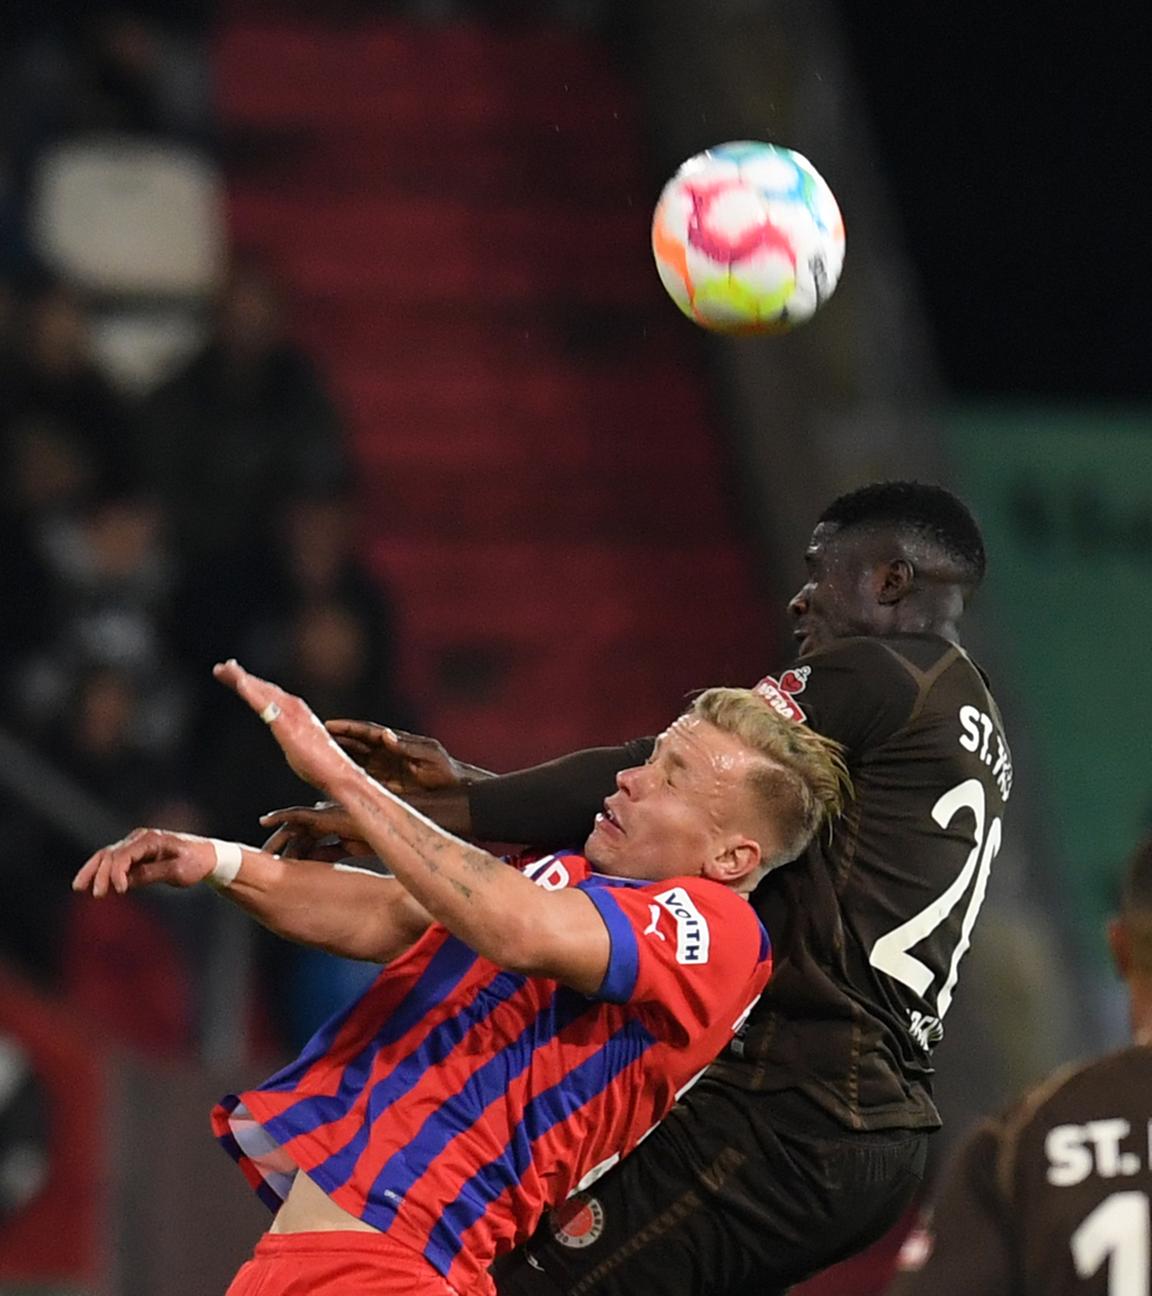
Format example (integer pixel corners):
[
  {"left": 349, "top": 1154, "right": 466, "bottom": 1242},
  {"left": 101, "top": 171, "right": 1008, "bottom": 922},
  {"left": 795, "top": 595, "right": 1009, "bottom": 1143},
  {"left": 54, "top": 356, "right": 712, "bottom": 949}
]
[
  {"left": 468, "top": 739, "right": 656, "bottom": 846},
  {"left": 887, "top": 1122, "right": 1015, "bottom": 1296}
]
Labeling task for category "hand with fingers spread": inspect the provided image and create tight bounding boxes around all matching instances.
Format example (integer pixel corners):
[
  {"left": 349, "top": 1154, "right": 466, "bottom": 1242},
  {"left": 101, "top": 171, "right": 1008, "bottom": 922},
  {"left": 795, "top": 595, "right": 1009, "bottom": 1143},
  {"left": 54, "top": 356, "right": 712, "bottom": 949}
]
[
  {"left": 260, "top": 800, "right": 348, "bottom": 860},
  {"left": 72, "top": 827, "right": 221, "bottom": 898},
  {"left": 213, "top": 659, "right": 360, "bottom": 794},
  {"left": 260, "top": 802, "right": 374, "bottom": 859},
  {"left": 324, "top": 721, "right": 489, "bottom": 795}
]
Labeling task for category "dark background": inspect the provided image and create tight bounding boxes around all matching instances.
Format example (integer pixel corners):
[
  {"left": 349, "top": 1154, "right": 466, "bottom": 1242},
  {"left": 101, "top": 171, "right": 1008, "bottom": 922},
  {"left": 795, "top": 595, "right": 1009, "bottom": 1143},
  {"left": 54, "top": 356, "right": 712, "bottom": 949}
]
[{"left": 838, "top": 3, "right": 1152, "bottom": 399}]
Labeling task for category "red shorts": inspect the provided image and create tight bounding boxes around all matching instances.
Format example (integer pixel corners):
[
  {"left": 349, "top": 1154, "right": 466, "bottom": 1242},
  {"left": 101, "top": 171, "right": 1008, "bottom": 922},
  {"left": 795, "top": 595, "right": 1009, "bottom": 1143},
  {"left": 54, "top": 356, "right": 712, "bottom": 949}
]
[{"left": 225, "top": 1231, "right": 476, "bottom": 1296}]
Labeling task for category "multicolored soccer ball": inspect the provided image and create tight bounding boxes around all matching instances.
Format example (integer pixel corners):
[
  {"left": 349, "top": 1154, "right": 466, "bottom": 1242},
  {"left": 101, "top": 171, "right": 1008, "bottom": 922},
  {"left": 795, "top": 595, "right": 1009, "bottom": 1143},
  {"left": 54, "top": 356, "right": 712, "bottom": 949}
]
[{"left": 651, "top": 141, "right": 845, "bottom": 334}]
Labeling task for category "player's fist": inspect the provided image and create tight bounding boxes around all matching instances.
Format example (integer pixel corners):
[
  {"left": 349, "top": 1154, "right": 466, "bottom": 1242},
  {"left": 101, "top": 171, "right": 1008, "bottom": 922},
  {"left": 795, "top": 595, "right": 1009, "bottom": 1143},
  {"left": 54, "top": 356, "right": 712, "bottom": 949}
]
[
  {"left": 72, "top": 828, "right": 217, "bottom": 898},
  {"left": 324, "top": 721, "right": 477, "bottom": 795}
]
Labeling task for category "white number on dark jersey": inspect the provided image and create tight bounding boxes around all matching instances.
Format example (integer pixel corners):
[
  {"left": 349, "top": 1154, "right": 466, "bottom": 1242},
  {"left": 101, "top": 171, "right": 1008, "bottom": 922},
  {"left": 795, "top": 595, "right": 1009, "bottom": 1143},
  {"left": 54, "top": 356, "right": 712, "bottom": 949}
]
[
  {"left": 1071, "top": 1191, "right": 1150, "bottom": 1296},
  {"left": 868, "top": 778, "right": 1003, "bottom": 1032}
]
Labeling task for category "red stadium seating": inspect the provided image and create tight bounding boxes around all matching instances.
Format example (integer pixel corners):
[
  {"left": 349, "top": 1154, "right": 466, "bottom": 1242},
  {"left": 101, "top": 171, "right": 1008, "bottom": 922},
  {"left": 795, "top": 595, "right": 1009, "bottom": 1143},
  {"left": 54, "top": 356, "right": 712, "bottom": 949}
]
[{"left": 217, "top": 11, "right": 773, "bottom": 768}]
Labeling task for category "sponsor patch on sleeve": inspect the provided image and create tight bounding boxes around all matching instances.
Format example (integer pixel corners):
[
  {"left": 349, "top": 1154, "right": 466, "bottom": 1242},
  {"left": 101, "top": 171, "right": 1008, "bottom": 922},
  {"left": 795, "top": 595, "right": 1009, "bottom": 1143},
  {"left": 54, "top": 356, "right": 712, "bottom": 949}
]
[
  {"left": 653, "top": 887, "right": 711, "bottom": 964},
  {"left": 752, "top": 665, "right": 810, "bottom": 722}
]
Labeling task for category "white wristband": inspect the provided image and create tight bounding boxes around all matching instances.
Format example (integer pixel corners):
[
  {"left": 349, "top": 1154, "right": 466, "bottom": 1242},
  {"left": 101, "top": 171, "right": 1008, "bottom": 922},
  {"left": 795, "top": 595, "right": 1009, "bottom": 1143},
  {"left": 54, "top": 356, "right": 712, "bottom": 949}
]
[{"left": 207, "top": 839, "right": 244, "bottom": 889}]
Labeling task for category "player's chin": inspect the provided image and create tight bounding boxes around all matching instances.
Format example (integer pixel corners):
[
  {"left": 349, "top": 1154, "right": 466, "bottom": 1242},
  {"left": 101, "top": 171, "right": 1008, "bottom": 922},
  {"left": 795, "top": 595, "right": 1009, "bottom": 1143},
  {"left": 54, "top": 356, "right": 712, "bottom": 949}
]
[
  {"left": 794, "top": 627, "right": 820, "bottom": 656},
  {"left": 584, "top": 824, "right": 614, "bottom": 871}
]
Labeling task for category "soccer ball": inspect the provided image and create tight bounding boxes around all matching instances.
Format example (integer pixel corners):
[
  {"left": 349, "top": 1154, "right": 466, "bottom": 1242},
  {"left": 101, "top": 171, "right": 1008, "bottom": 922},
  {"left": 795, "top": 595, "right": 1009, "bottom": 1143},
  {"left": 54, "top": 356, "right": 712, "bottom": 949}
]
[{"left": 651, "top": 141, "right": 845, "bottom": 335}]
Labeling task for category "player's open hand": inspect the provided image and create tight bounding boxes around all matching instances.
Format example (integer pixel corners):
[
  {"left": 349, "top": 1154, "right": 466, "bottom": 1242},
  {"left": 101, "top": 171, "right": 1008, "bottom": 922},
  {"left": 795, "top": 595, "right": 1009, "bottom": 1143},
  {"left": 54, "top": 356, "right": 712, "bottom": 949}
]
[
  {"left": 324, "top": 721, "right": 474, "bottom": 794},
  {"left": 213, "top": 659, "right": 357, "bottom": 794},
  {"left": 260, "top": 802, "right": 373, "bottom": 859},
  {"left": 72, "top": 828, "right": 216, "bottom": 898}
]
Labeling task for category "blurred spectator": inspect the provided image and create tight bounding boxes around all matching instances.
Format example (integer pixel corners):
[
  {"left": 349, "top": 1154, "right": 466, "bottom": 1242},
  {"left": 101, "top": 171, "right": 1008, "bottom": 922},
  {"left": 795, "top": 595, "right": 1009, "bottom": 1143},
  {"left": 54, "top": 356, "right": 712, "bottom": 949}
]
[
  {"left": 0, "top": 281, "right": 135, "bottom": 659},
  {"left": 189, "top": 495, "right": 414, "bottom": 1054},
  {"left": 200, "top": 587, "right": 411, "bottom": 841},
  {"left": 0, "top": 6, "right": 212, "bottom": 162},
  {"left": 54, "top": 665, "right": 184, "bottom": 814},
  {"left": 0, "top": 484, "right": 201, "bottom": 990},
  {"left": 239, "top": 493, "right": 411, "bottom": 718},
  {"left": 51, "top": 662, "right": 201, "bottom": 1057},
  {"left": 0, "top": 655, "right": 195, "bottom": 993},
  {"left": 0, "top": 420, "right": 70, "bottom": 659},
  {"left": 138, "top": 262, "right": 350, "bottom": 575},
  {"left": 80, "top": 8, "right": 212, "bottom": 140},
  {"left": 0, "top": 6, "right": 409, "bottom": 1065},
  {"left": 8, "top": 493, "right": 188, "bottom": 761},
  {"left": 0, "top": 284, "right": 135, "bottom": 487},
  {"left": 182, "top": 489, "right": 413, "bottom": 788}
]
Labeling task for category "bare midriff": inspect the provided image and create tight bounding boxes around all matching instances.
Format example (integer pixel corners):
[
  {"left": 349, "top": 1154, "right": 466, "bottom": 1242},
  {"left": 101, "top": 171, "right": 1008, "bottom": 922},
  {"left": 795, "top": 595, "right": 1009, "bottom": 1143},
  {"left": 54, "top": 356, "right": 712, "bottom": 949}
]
[{"left": 269, "top": 1170, "right": 381, "bottom": 1234}]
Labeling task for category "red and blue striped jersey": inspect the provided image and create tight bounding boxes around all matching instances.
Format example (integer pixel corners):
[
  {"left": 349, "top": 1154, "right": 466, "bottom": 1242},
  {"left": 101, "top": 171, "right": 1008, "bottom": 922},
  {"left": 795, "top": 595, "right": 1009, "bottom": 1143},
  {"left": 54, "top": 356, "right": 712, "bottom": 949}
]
[{"left": 212, "top": 852, "right": 771, "bottom": 1293}]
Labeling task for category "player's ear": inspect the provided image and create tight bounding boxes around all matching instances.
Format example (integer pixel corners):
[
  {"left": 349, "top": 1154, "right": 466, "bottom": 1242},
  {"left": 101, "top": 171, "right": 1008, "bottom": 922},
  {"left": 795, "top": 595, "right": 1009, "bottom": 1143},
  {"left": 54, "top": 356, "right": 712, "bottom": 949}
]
[
  {"left": 1108, "top": 918, "right": 1131, "bottom": 979},
  {"left": 704, "top": 837, "right": 763, "bottom": 888},
  {"left": 876, "top": 558, "right": 915, "bottom": 605}
]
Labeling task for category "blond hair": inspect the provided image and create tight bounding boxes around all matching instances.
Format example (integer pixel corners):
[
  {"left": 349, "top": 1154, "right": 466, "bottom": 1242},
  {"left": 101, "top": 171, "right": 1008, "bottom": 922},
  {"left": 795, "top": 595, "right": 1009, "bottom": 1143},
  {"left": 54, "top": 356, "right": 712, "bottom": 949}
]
[{"left": 688, "top": 687, "right": 851, "bottom": 871}]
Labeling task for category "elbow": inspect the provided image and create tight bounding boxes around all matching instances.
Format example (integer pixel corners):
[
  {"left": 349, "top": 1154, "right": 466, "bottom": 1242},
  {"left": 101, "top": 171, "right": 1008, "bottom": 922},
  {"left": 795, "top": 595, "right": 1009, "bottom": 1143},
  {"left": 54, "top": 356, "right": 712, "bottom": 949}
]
[{"left": 368, "top": 898, "right": 433, "bottom": 964}]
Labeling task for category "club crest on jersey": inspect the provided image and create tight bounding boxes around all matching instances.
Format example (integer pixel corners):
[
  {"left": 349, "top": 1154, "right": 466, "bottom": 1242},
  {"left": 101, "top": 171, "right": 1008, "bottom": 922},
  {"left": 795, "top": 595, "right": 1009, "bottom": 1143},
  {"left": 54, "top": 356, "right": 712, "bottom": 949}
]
[
  {"left": 653, "top": 887, "right": 710, "bottom": 964},
  {"left": 753, "top": 666, "right": 810, "bottom": 723},
  {"left": 552, "top": 1193, "right": 605, "bottom": 1249}
]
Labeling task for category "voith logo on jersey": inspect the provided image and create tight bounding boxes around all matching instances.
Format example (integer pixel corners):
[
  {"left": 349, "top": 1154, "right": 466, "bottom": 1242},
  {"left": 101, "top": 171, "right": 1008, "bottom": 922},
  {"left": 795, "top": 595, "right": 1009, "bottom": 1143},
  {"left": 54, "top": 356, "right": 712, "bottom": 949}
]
[
  {"left": 753, "top": 666, "right": 810, "bottom": 723},
  {"left": 653, "top": 887, "right": 711, "bottom": 964}
]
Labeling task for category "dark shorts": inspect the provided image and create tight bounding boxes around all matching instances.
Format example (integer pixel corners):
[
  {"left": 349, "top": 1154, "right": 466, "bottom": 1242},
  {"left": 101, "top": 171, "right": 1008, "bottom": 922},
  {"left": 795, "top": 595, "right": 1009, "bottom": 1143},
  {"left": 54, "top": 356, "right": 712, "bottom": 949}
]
[{"left": 493, "top": 1083, "right": 929, "bottom": 1296}]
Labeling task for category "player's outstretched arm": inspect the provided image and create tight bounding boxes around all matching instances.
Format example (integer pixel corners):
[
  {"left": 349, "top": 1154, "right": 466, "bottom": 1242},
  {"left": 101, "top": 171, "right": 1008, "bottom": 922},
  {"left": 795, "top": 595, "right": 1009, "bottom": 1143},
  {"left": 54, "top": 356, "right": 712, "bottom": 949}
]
[
  {"left": 325, "top": 719, "right": 494, "bottom": 791},
  {"left": 467, "top": 741, "right": 655, "bottom": 845},
  {"left": 327, "top": 718, "right": 654, "bottom": 847},
  {"left": 216, "top": 661, "right": 612, "bottom": 994},
  {"left": 72, "top": 828, "right": 433, "bottom": 963},
  {"left": 324, "top": 720, "right": 492, "bottom": 836}
]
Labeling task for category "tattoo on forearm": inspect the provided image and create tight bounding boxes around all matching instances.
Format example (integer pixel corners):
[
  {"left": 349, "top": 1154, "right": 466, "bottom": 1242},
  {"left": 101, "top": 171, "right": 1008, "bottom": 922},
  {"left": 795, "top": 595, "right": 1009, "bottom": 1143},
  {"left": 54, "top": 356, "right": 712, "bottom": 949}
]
[{"left": 345, "top": 786, "right": 494, "bottom": 900}]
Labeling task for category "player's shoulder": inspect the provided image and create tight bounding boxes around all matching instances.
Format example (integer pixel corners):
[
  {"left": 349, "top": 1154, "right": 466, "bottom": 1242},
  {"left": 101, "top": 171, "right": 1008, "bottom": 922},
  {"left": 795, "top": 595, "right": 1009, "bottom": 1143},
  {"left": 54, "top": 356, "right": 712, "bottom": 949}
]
[
  {"left": 593, "top": 872, "right": 769, "bottom": 961},
  {"left": 648, "top": 877, "right": 771, "bottom": 958},
  {"left": 585, "top": 868, "right": 755, "bottom": 914},
  {"left": 1032, "top": 1044, "right": 1152, "bottom": 1106},
  {"left": 812, "top": 633, "right": 1000, "bottom": 719},
  {"left": 999, "top": 1044, "right": 1152, "bottom": 1137},
  {"left": 793, "top": 635, "right": 951, "bottom": 701},
  {"left": 803, "top": 632, "right": 973, "bottom": 677}
]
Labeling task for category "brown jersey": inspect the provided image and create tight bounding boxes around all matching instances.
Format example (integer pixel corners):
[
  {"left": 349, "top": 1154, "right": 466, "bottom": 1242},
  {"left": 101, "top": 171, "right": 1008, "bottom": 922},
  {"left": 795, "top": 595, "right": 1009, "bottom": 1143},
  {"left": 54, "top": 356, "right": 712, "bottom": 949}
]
[
  {"left": 890, "top": 1046, "right": 1152, "bottom": 1296},
  {"left": 470, "top": 632, "right": 1011, "bottom": 1133},
  {"left": 711, "top": 632, "right": 1012, "bottom": 1131}
]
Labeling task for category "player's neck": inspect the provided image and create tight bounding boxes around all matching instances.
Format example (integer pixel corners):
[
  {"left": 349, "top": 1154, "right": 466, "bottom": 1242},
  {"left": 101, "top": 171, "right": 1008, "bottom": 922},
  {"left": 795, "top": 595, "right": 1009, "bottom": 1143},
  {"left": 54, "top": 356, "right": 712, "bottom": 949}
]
[{"left": 886, "top": 614, "right": 961, "bottom": 645}]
